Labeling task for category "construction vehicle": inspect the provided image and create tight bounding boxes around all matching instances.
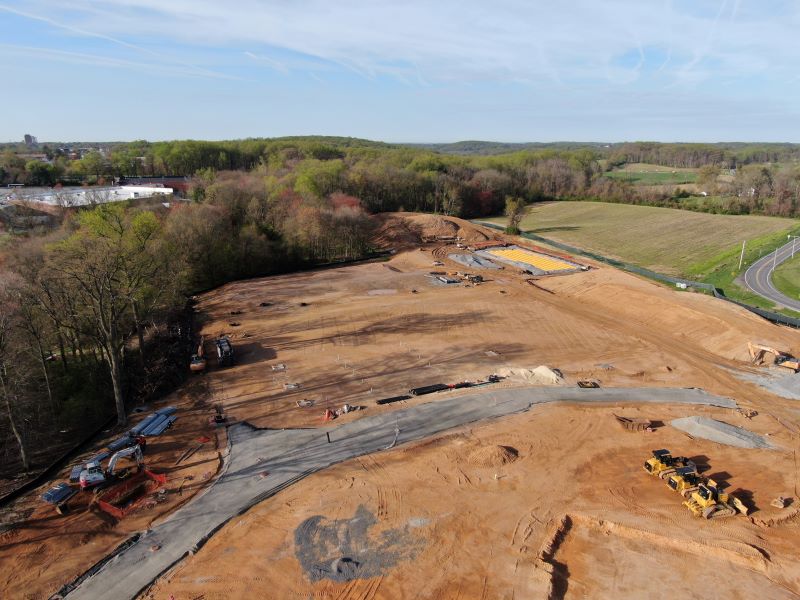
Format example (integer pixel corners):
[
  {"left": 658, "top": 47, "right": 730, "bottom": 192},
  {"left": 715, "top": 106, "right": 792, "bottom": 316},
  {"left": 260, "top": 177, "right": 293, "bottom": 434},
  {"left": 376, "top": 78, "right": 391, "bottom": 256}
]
[
  {"left": 216, "top": 336, "right": 234, "bottom": 366},
  {"left": 683, "top": 479, "right": 748, "bottom": 519},
  {"left": 666, "top": 465, "right": 703, "bottom": 498},
  {"left": 79, "top": 444, "right": 144, "bottom": 489},
  {"left": 748, "top": 342, "right": 800, "bottom": 372},
  {"left": 643, "top": 449, "right": 695, "bottom": 479},
  {"left": 189, "top": 336, "right": 207, "bottom": 373}
]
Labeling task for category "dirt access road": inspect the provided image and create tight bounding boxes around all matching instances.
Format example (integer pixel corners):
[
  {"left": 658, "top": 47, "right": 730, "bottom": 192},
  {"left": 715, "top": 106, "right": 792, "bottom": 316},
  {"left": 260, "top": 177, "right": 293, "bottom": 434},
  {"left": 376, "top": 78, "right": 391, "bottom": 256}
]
[{"left": 65, "top": 387, "right": 735, "bottom": 599}]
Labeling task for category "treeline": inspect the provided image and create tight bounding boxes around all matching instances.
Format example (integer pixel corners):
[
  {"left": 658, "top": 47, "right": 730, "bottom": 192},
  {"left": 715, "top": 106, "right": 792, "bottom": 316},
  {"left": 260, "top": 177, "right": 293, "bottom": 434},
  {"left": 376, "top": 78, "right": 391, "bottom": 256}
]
[
  {"left": 604, "top": 162, "right": 800, "bottom": 218},
  {"left": 195, "top": 141, "right": 608, "bottom": 219},
  {"left": 607, "top": 142, "right": 800, "bottom": 169},
  {"left": 0, "top": 171, "right": 375, "bottom": 477}
]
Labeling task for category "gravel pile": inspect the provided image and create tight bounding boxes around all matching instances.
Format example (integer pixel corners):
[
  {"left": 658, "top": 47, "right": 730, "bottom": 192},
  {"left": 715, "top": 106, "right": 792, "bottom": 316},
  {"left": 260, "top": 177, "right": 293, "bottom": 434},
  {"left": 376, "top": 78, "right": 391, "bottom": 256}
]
[
  {"left": 447, "top": 253, "right": 501, "bottom": 269},
  {"left": 733, "top": 370, "right": 800, "bottom": 401},
  {"left": 670, "top": 416, "right": 776, "bottom": 449},
  {"left": 294, "top": 505, "right": 424, "bottom": 582}
]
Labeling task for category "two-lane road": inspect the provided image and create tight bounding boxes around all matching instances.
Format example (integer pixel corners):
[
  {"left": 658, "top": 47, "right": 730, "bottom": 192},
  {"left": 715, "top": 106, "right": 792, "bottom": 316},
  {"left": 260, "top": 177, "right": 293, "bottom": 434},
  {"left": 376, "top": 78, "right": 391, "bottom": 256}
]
[{"left": 743, "top": 238, "right": 800, "bottom": 312}]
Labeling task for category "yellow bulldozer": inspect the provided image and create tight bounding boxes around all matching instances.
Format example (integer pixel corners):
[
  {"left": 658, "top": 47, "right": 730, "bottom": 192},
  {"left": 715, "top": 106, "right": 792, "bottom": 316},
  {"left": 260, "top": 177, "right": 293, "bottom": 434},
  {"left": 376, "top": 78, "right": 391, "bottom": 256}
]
[
  {"left": 683, "top": 479, "right": 748, "bottom": 519},
  {"left": 666, "top": 465, "right": 702, "bottom": 498},
  {"left": 644, "top": 449, "right": 695, "bottom": 480},
  {"left": 748, "top": 342, "right": 800, "bottom": 372}
]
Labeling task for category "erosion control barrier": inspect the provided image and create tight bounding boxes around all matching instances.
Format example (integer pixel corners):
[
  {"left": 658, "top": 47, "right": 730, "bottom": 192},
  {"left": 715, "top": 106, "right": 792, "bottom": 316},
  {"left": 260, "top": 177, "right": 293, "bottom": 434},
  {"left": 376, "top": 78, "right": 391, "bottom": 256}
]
[{"left": 476, "top": 221, "right": 800, "bottom": 329}]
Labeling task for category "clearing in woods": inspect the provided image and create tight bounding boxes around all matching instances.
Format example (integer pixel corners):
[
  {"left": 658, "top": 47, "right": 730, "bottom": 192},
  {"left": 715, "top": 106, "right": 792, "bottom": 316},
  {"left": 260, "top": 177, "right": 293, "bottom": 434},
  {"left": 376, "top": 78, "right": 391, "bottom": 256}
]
[
  {"left": 604, "top": 162, "right": 699, "bottom": 185},
  {"left": 486, "top": 201, "right": 800, "bottom": 279}
]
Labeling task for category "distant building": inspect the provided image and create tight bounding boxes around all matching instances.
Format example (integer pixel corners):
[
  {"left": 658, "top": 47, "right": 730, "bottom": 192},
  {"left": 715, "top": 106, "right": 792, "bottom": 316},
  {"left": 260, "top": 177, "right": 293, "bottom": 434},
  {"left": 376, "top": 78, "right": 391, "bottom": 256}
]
[
  {"left": 7, "top": 185, "right": 173, "bottom": 208},
  {"left": 23, "top": 134, "right": 38, "bottom": 147}
]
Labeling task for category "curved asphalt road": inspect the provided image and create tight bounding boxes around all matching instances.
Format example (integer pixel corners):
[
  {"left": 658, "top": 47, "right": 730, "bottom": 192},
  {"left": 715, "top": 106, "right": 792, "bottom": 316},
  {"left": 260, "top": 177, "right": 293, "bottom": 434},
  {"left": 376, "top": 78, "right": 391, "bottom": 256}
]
[
  {"left": 61, "top": 386, "right": 735, "bottom": 600},
  {"left": 743, "top": 239, "right": 800, "bottom": 312}
]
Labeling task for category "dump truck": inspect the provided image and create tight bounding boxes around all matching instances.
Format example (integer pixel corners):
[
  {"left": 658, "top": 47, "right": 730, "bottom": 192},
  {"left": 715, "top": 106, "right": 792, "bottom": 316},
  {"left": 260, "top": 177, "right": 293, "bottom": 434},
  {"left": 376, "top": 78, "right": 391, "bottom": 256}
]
[
  {"left": 748, "top": 342, "right": 800, "bottom": 372},
  {"left": 644, "top": 449, "right": 695, "bottom": 479},
  {"left": 216, "top": 336, "right": 234, "bottom": 366},
  {"left": 79, "top": 444, "right": 144, "bottom": 489},
  {"left": 684, "top": 479, "right": 748, "bottom": 519}
]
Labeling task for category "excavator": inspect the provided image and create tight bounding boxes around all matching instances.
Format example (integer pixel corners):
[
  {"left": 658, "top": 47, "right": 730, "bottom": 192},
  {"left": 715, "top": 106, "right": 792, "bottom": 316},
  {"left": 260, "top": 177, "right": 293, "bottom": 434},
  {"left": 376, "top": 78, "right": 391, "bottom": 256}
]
[
  {"left": 189, "top": 336, "right": 207, "bottom": 373},
  {"left": 644, "top": 449, "right": 695, "bottom": 480},
  {"left": 79, "top": 444, "right": 145, "bottom": 489},
  {"left": 666, "top": 465, "right": 703, "bottom": 498},
  {"left": 683, "top": 479, "right": 748, "bottom": 519},
  {"left": 748, "top": 342, "right": 800, "bottom": 372}
]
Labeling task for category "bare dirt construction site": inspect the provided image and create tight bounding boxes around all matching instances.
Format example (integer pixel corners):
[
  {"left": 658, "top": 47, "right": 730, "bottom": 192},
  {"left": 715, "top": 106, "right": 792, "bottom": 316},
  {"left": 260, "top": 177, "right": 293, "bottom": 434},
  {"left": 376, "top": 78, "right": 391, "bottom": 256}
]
[{"left": 4, "top": 213, "right": 800, "bottom": 599}]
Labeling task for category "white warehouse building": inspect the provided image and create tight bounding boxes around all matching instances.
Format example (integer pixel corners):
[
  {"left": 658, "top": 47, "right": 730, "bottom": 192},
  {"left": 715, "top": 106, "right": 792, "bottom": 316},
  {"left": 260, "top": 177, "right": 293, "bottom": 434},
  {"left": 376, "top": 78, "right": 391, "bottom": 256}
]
[{"left": 4, "top": 186, "right": 173, "bottom": 208}]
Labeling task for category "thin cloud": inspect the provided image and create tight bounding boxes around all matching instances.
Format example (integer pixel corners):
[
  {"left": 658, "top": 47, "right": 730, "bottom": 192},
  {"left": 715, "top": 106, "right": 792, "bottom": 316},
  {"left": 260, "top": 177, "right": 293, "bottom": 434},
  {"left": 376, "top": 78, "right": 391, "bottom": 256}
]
[
  {"left": 0, "top": 2, "right": 237, "bottom": 80},
  {"left": 22, "top": 0, "right": 793, "bottom": 88},
  {"left": 0, "top": 42, "right": 233, "bottom": 79}
]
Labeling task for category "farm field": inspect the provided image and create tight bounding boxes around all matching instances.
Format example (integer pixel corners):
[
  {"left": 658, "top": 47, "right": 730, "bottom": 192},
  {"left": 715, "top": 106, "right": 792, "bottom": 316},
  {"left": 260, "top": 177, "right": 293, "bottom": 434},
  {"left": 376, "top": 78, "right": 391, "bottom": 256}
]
[
  {"left": 604, "top": 163, "right": 699, "bottom": 185},
  {"left": 485, "top": 201, "right": 800, "bottom": 281}
]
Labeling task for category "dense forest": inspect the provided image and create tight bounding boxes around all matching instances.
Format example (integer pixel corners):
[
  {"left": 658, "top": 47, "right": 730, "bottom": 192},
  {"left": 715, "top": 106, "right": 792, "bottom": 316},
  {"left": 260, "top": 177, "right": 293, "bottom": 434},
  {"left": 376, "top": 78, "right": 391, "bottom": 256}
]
[
  {"left": 0, "top": 158, "right": 376, "bottom": 481},
  {"left": 4, "top": 137, "right": 800, "bottom": 218}
]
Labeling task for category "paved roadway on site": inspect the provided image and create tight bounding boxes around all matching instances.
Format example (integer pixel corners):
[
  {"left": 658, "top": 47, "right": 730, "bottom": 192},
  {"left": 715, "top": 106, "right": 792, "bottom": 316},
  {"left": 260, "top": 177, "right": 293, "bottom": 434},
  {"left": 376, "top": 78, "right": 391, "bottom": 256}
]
[
  {"left": 743, "top": 239, "right": 800, "bottom": 312},
  {"left": 64, "top": 386, "right": 736, "bottom": 599}
]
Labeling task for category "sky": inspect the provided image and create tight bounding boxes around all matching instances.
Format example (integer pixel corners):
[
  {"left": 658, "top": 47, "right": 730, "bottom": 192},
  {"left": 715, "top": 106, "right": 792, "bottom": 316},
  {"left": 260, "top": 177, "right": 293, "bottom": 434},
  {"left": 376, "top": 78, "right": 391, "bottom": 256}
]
[{"left": 1, "top": 0, "right": 799, "bottom": 143}]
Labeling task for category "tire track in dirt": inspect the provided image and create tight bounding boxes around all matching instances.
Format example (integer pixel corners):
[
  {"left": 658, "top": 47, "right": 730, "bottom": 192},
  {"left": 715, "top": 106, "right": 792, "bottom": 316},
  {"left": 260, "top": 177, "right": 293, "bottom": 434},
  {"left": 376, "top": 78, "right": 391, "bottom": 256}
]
[{"left": 357, "top": 456, "right": 402, "bottom": 522}]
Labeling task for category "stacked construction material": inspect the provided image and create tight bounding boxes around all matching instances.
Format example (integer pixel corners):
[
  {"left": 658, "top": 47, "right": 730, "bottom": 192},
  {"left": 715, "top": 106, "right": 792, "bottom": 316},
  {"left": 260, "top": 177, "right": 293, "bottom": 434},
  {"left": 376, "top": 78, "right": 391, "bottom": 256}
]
[
  {"left": 409, "top": 384, "right": 450, "bottom": 396},
  {"left": 130, "top": 406, "right": 178, "bottom": 437}
]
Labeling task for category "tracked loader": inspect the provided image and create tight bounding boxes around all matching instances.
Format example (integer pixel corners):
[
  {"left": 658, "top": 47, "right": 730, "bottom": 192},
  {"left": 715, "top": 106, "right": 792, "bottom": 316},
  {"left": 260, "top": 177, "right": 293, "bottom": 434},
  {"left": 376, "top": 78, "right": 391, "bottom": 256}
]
[
  {"left": 683, "top": 479, "right": 748, "bottom": 519},
  {"left": 644, "top": 449, "right": 694, "bottom": 479},
  {"left": 666, "top": 466, "right": 702, "bottom": 498}
]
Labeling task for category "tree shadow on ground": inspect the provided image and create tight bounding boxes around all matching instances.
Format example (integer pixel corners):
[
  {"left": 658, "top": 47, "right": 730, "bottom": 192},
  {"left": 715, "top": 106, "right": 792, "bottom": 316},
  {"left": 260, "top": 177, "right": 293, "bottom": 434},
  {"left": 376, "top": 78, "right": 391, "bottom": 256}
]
[{"left": 527, "top": 226, "right": 580, "bottom": 234}]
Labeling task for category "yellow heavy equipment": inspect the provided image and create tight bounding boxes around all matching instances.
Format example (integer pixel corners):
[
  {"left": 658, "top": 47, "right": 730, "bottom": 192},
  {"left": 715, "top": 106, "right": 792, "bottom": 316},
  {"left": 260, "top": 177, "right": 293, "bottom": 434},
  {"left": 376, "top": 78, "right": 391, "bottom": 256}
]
[
  {"left": 189, "top": 336, "right": 207, "bottom": 373},
  {"left": 748, "top": 342, "right": 800, "bottom": 372},
  {"left": 666, "top": 466, "right": 702, "bottom": 498},
  {"left": 683, "top": 479, "right": 748, "bottom": 519},
  {"left": 643, "top": 449, "right": 694, "bottom": 479}
]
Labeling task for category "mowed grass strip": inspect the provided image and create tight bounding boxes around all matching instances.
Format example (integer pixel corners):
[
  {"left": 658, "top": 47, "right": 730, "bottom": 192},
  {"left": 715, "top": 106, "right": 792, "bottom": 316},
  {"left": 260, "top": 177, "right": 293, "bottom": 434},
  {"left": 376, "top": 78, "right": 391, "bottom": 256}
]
[
  {"left": 486, "top": 201, "right": 799, "bottom": 277},
  {"left": 604, "top": 170, "right": 698, "bottom": 185},
  {"left": 604, "top": 163, "right": 699, "bottom": 185}
]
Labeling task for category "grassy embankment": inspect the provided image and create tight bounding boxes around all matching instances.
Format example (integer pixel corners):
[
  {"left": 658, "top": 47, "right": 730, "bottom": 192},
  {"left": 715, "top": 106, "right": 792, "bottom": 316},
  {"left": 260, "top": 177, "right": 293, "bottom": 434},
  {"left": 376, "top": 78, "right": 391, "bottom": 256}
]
[
  {"left": 772, "top": 253, "right": 800, "bottom": 302},
  {"left": 485, "top": 201, "right": 800, "bottom": 316}
]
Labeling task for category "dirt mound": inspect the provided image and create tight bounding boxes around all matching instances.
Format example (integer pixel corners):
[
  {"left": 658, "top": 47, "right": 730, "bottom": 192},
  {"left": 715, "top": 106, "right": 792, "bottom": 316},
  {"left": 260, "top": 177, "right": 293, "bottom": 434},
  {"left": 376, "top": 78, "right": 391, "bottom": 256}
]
[
  {"left": 467, "top": 445, "right": 519, "bottom": 467},
  {"left": 496, "top": 366, "right": 565, "bottom": 385},
  {"left": 372, "top": 212, "right": 491, "bottom": 249}
]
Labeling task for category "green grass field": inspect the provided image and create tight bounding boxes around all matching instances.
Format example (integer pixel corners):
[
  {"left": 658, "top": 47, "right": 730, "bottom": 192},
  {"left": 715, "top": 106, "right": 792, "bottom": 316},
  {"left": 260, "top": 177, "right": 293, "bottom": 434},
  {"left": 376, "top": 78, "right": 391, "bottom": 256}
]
[
  {"left": 604, "top": 163, "right": 698, "bottom": 186},
  {"left": 772, "top": 253, "right": 800, "bottom": 303},
  {"left": 484, "top": 201, "right": 800, "bottom": 312}
]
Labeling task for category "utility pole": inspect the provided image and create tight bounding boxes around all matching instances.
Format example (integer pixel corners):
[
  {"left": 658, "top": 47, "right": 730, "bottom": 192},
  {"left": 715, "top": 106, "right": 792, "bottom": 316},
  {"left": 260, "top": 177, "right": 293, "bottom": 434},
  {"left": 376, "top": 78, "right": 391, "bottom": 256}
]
[{"left": 738, "top": 240, "right": 746, "bottom": 271}]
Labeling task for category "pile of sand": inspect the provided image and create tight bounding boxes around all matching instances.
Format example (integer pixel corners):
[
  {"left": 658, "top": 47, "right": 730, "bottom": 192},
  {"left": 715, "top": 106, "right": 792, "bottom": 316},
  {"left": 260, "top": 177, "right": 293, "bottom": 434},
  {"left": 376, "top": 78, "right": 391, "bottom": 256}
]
[
  {"left": 496, "top": 366, "right": 565, "bottom": 386},
  {"left": 670, "top": 416, "right": 776, "bottom": 450},
  {"left": 467, "top": 445, "right": 519, "bottom": 467}
]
